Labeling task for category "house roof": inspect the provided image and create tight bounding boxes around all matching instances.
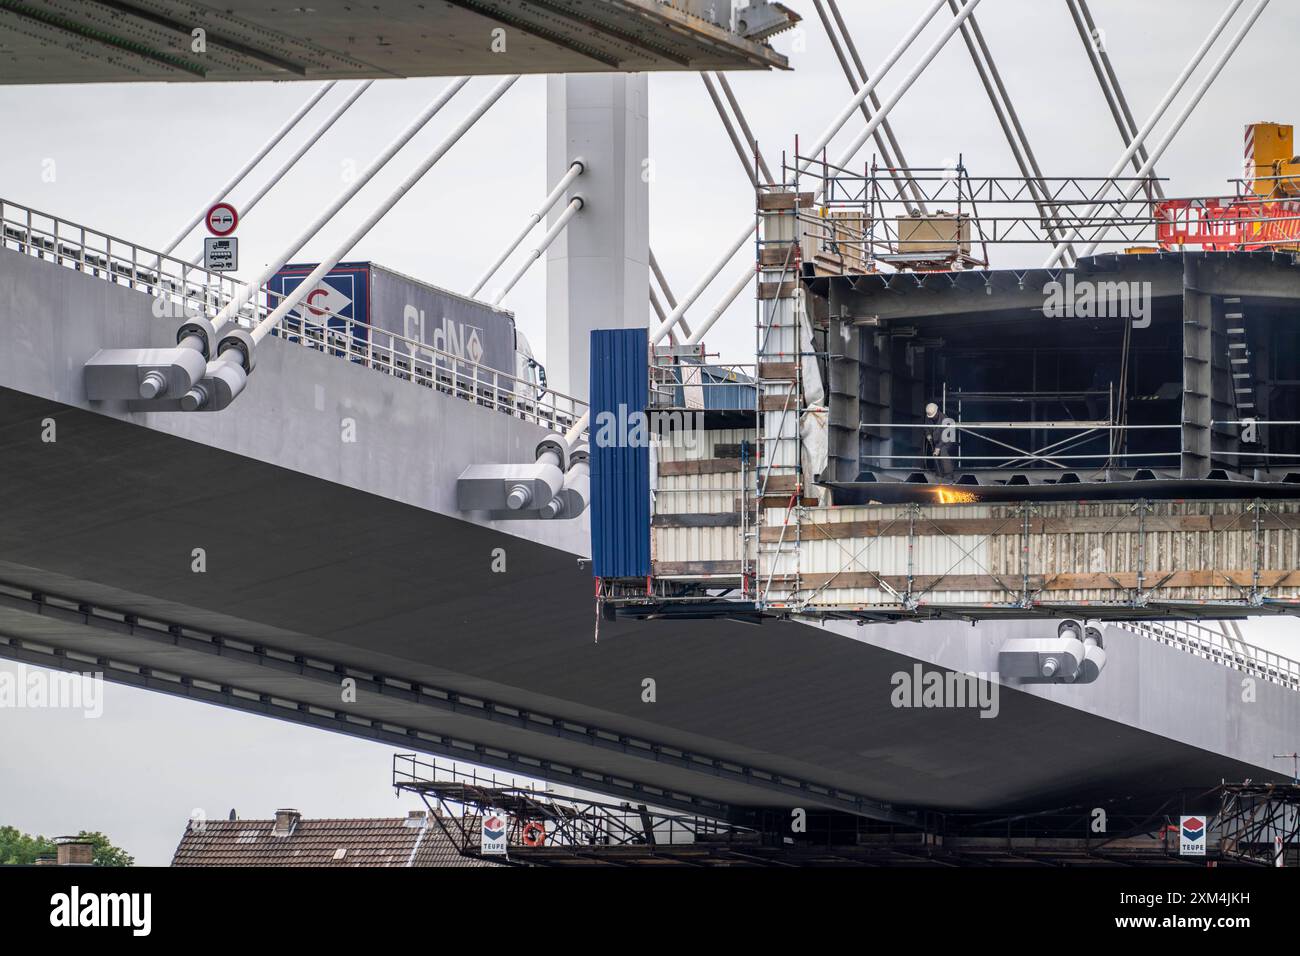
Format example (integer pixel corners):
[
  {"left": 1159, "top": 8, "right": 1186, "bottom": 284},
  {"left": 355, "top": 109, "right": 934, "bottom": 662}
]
[{"left": 171, "top": 814, "right": 499, "bottom": 868}]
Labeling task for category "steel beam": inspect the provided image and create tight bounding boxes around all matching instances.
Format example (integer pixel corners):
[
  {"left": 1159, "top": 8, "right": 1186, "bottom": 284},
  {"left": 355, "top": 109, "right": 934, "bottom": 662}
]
[
  {"left": 948, "top": 0, "right": 1076, "bottom": 264},
  {"left": 1066, "top": 0, "right": 1166, "bottom": 200},
  {"left": 813, "top": 0, "right": 925, "bottom": 214}
]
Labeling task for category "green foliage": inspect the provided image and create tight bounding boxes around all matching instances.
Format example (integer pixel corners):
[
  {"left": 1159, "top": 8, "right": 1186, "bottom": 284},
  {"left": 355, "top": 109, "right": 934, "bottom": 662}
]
[
  {"left": 77, "top": 831, "right": 134, "bottom": 867},
  {"left": 0, "top": 825, "right": 53, "bottom": 865},
  {"left": 0, "top": 825, "right": 133, "bottom": 866}
]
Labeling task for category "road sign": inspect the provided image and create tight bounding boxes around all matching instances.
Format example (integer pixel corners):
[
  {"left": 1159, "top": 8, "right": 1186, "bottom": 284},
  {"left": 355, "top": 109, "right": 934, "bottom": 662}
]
[
  {"left": 205, "top": 202, "right": 238, "bottom": 237},
  {"left": 204, "top": 237, "right": 238, "bottom": 272}
]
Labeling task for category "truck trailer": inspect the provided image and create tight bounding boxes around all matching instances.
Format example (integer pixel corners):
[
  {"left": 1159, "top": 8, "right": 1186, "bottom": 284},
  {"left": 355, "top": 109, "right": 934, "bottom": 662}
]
[{"left": 267, "top": 261, "right": 545, "bottom": 396}]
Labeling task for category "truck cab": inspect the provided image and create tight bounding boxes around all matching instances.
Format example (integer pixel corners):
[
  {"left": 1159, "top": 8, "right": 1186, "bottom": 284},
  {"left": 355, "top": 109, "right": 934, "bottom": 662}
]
[{"left": 514, "top": 330, "right": 547, "bottom": 397}]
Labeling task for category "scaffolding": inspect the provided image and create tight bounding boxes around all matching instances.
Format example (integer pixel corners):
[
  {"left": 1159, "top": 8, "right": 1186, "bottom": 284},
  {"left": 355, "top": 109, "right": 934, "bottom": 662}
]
[
  {"left": 1217, "top": 783, "right": 1300, "bottom": 865},
  {"left": 392, "top": 753, "right": 758, "bottom": 865},
  {"left": 606, "top": 157, "right": 1300, "bottom": 626},
  {"left": 800, "top": 151, "right": 1300, "bottom": 270},
  {"left": 394, "top": 754, "right": 1299, "bottom": 866}
]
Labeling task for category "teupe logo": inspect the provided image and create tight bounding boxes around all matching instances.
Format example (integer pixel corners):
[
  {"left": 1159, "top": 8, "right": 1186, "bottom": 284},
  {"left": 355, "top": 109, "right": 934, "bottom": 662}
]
[
  {"left": 483, "top": 815, "right": 505, "bottom": 841},
  {"left": 1182, "top": 817, "right": 1205, "bottom": 842}
]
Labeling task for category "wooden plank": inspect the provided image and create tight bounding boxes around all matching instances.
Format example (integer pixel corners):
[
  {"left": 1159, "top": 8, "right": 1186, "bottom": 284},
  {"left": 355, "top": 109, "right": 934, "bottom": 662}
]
[
  {"left": 757, "top": 280, "right": 798, "bottom": 300},
  {"left": 760, "top": 496, "right": 818, "bottom": 509},
  {"left": 762, "top": 475, "right": 801, "bottom": 494},
  {"left": 652, "top": 512, "right": 742, "bottom": 528},
  {"left": 657, "top": 457, "right": 741, "bottom": 477},
  {"left": 757, "top": 191, "right": 814, "bottom": 211},
  {"left": 1038, "top": 570, "right": 1300, "bottom": 591},
  {"left": 788, "top": 569, "right": 1300, "bottom": 594},
  {"left": 757, "top": 512, "right": 1300, "bottom": 543},
  {"left": 654, "top": 560, "right": 742, "bottom": 577},
  {"left": 758, "top": 361, "right": 799, "bottom": 380},
  {"left": 759, "top": 393, "right": 797, "bottom": 411},
  {"left": 758, "top": 244, "right": 799, "bottom": 266}
]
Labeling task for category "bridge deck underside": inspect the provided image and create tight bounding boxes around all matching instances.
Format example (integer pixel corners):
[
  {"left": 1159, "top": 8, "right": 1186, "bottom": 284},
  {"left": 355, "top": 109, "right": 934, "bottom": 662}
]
[
  {"left": 0, "top": 386, "right": 1280, "bottom": 817},
  {"left": 0, "top": 0, "right": 787, "bottom": 85}
]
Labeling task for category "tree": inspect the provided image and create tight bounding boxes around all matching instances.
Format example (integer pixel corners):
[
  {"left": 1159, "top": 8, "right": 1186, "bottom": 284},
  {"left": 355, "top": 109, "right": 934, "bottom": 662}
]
[
  {"left": 0, "top": 825, "right": 53, "bottom": 865},
  {"left": 0, "top": 826, "right": 133, "bottom": 866}
]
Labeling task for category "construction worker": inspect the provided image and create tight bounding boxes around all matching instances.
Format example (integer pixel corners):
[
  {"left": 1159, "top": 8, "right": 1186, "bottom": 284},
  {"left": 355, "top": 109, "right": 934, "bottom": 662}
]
[{"left": 925, "top": 402, "right": 956, "bottom": 477}]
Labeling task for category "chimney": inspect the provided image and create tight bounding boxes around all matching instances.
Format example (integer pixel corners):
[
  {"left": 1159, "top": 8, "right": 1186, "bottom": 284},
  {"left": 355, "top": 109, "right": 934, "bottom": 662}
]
[
  {"left": 54, "top": 837, "right": 94, "bottom": 866},
  {"left": 404, "top": 810, "right": 427, "bottom": 827},
  {"left": 271, "top": 809, "right": 301, "bottom": 837}
]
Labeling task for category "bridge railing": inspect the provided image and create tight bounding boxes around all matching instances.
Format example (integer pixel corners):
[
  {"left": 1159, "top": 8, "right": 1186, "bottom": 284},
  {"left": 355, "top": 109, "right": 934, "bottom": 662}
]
[
  {"left": 1114, "top": 618, "right": 1300, "bottom": 691},
  {"left": 0, "top": 198, "right": 587, "bottom": 435}
]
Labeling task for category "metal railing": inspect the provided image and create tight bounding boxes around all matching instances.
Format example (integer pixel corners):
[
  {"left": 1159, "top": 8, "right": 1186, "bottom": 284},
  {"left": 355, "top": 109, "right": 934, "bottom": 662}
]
[
  {"left": 1115, "top": 618, "right": 1300, "bottom": 690},
  {"left": 650, "top": 356, "right": 757, "bottom": 410},
  {"left": 0, "top": 198, "right": 587, "bottom": 435}
]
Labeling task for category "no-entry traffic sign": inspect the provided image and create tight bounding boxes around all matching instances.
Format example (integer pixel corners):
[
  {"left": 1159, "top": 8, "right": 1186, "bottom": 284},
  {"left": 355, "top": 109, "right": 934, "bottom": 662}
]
[{"left": 205, "top": 202, "right": 238, "bottom": 237}]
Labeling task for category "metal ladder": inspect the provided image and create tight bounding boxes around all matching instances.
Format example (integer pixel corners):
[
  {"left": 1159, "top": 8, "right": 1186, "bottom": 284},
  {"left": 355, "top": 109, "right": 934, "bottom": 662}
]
[{"left": 1224, "top": 296, "right": 1255, "bottom": 416}]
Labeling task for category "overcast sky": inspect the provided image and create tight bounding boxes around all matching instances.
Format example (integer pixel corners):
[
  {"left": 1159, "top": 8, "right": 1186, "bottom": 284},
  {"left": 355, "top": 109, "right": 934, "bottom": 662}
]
[{"left": 2, "top": 0, "right": 1299, "bottom": 865}]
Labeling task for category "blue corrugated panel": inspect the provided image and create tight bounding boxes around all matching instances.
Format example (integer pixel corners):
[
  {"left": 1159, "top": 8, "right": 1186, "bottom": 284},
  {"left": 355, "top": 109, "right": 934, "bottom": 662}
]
[
  {"left": 590, "top": 328, "right": 650, "bottom": 579},
  {"left": 701, "top": 365, "right": 757, "bottom": 410},
  {"left": 268, "top": 261, "right": 371, "bottom": 346}
]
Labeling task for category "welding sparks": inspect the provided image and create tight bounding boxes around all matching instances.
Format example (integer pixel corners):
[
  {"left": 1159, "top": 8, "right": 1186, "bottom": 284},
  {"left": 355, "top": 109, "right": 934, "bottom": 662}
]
[{"left": 935, "top": 487, "right": 977, "bottom": 504}]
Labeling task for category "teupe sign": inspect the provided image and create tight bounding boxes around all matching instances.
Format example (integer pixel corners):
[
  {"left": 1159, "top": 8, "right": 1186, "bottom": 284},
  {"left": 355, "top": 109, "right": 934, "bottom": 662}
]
[
  {"left": 481, "top": 811, "right": 508, "bottom": 856},
  {"left": 1179, "top": 816, "right": 1206, "bottom": 856}
]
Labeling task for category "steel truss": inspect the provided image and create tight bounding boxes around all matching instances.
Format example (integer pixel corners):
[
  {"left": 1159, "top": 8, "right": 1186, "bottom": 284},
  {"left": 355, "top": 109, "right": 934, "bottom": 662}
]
[
  {"left": 798, "top": 154, "right": 1300, "bottom": 258},
  {"left": 393, "top": 761, "right": 1297, "bottom": 866},
  {"left": 1217, "top": 783, "right": 1300, "bottom": 865},
  {"left": 394, "top": 753, "right": 758, "bottom": 865}
]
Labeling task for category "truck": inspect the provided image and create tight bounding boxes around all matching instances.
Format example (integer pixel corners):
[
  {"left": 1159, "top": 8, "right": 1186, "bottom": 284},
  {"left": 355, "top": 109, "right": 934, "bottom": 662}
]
[{"left": 266, "top": 261, "right": 546, "bottom": 396}]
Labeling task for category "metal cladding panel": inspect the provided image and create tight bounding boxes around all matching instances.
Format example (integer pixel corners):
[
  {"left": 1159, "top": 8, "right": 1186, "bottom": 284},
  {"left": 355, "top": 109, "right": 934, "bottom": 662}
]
[{"left": 591, "top": 328, "right": 650, "bottom": 579}]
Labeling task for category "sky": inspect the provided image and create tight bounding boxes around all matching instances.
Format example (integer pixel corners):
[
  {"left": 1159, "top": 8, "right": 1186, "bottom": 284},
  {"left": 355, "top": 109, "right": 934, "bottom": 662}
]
[{"left": 2, "top": 0, "right": 1299, "bottom": 865}]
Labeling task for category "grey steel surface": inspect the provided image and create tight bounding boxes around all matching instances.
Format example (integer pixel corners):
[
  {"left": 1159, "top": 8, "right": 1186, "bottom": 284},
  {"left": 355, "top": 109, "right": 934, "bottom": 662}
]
[
  {"left": 0, "top": 245, "right": 1293, "bottom": 815},
  {"left": 812, "top": 251, "right": 1300, "bottom": 322}
]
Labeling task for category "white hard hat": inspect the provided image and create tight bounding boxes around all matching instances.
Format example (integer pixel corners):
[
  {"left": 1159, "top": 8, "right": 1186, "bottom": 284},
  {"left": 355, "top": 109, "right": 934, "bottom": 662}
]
[{"left": 925, "top": 402, "right": 939, "bottom": 418}]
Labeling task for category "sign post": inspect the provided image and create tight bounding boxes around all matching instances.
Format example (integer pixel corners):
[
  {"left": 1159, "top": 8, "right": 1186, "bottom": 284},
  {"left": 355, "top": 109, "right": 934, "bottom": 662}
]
[{"left": 203, "top": 202, "right": 239, "bottom": 272}]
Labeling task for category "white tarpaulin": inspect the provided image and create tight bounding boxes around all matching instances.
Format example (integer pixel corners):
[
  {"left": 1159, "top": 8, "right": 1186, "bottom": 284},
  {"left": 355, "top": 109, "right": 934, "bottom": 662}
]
[
  {"left": 797, "top": 290, "right": 825, "bottom": 407},
  {"left": 801, "top": 404, "right": 829, "bottom": 504}
]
